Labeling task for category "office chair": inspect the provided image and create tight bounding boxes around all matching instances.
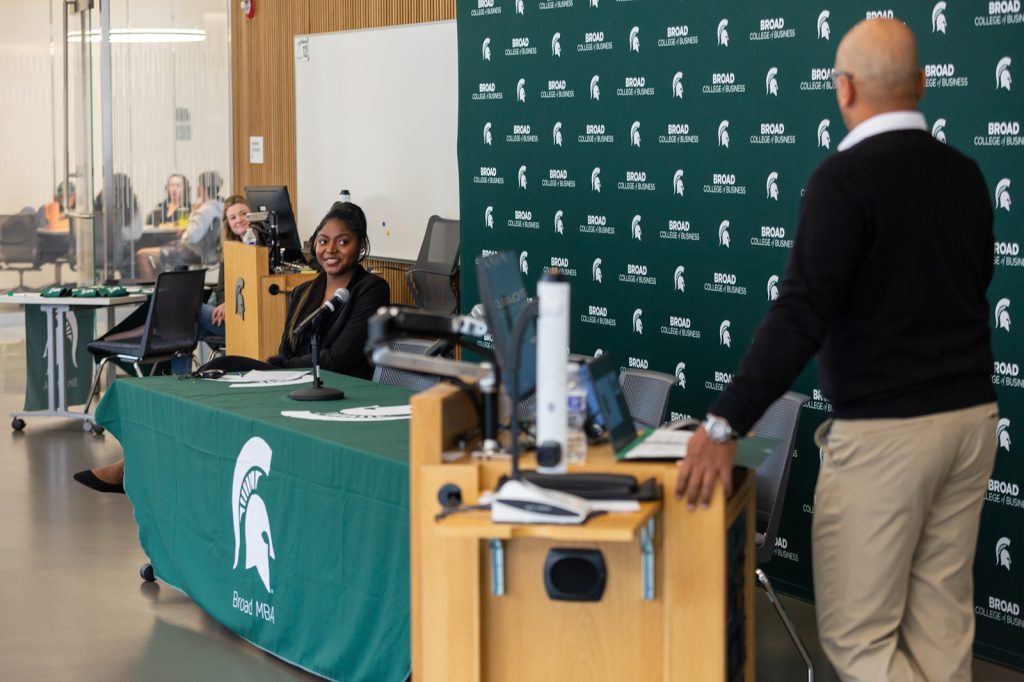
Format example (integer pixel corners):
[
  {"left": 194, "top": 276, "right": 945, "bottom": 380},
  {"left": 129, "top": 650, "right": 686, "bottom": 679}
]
[
  {"left": 371, "top": 338, "right": 442, "bottom": 392},
  {"left": 83, "top": 269, "right": 207, "bottom": 416},
  {"left": 376, "top": 216, "right": 460, "bottom": 314},
  {"left": 618, "top": 368, "right": 676, "bottom": 431},
  {"left": 0, "top": 213, "right": 42, "bottom": 292},
  {"left": 749, "top": 391, "right": 814, "bottom": 682}
]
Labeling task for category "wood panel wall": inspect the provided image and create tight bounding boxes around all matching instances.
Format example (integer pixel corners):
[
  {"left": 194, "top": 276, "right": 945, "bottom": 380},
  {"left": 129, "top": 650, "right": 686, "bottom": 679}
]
[{"left": 230, "top": 0, "right": 456, "bottom": 213}]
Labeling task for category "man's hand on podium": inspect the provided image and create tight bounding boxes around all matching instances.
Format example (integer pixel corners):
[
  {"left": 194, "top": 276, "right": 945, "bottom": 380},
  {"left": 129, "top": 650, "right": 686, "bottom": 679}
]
[{"left": 674, "top": 427, "right": 737, "bottom": 510}]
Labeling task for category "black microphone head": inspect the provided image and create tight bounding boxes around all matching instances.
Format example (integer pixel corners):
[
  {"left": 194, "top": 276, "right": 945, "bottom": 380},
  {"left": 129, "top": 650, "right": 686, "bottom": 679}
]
[{"left": 333, "top": 288, "right": 351, "bottom": 305}]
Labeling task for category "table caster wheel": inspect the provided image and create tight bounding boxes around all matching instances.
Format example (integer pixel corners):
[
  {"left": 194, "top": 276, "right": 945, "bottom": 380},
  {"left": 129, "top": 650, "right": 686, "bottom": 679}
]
[
  {"left": 11, "top": 418, "right": 25, "bottom": 431},
  {"left": 82, "top": 421, "right": 93, "bottom": 433},
  {"left": 140, "top": 563, "right": 156, "bottom": 582}
]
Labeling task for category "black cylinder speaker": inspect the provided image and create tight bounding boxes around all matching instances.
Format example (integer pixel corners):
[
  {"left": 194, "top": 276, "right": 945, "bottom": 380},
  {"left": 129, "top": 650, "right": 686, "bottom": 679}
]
[{"left": 543, "top": 548, "right": 606, "bottom": 602}]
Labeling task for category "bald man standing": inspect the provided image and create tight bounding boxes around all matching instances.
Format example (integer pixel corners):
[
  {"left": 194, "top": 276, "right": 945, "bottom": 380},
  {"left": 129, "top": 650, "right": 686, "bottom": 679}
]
[{"left": 676, "top": 19, "right": 997, "bottom": 681}]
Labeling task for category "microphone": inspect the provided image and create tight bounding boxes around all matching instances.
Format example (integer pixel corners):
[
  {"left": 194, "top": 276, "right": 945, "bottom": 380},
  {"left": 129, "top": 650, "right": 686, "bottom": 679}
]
[{"left": 292, "top": 288, "right": 350, "bottom": 337}]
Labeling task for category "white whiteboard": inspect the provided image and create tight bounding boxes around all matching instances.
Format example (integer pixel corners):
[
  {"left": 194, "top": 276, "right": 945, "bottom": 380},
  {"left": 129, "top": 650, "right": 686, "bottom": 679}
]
[{"left": 295, "top": 21, "right": 459, "bottom": 261}]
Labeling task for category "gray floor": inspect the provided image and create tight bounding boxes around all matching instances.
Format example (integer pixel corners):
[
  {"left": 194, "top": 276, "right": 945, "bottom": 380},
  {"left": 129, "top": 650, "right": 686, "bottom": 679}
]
[{"left": 0, "top": 308, "right": 1020, "bottom": 681}]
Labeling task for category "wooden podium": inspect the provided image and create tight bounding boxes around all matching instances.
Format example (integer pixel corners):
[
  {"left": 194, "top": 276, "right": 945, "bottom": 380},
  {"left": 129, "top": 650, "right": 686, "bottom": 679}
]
[
  {"left": 223, "top": 241, "right": 316, "bottom": 359},
  {"left": 410, "top": 384, "right": 756, "bottom": 681}
]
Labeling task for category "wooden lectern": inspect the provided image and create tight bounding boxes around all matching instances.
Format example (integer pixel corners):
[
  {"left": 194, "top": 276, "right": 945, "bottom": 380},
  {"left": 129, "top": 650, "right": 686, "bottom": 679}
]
[
  {"left": 410, "top": 384, "right": 756, "bottom": 681},
  {"left": 223, "top": 241, "right": 316, "bottom": 359}
]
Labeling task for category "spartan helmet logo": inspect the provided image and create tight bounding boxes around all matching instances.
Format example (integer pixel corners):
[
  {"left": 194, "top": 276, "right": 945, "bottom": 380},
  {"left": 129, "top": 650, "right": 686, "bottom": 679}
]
[
  {"left": 672, "top": 71, "right": 684, "bottom": 99},
  {"left": 591, "top": 167, "right": 602, "bottom": 192},
  {"left": 232, "top": 437, "right": 276, "bottom": 593},
  {"left": 766, "top": 172, "right": 780, "bottom": 200},
  {"left": 590, "top": 0, "right": 599, "bottom": 6},
  {"left": 553, "top": 121, "right": 563, "bottom": 146},
  {"left": 997, "top": 417, "right": 1012, "bottom": 452},
  {"left": 43, "top": 310, "right": 80, "bottom": 370},
  {"left": 631, "top": 214, "right": 642, "bottom": 241},
  {"left": 996, "top": 537, "right": 1012, "bottom": 571},
  {"left": 996, "top": 56, "right": 1012, "bottom": 91},
  {"left": 932, "top": 2, "right": 947, "bottom": 33},
  {"left": 482, "top": 37, "right": 491, "bottom": 61},
  {"left": 996, "top": 298, "right": 1012, "bottom": 332},
  {"left": 516, "top": 78, "right": 526, "bottom": 102},
  {"left": 629, "top": 26, "right": 640, "bottom": 52},
  {"left": 932, "top": 118, "right": 947, "bottom": 143},
  {"left": 519, "top": 251, "right": 528, "bottom": 274},
  {"left": 767, "top": 275, "right": 780, "bottom": 301},
  {"left": 674, "top": 266, "right": 686, "bottom": 292},
  {"left": 818, "top": 119, "right": 831, "bottom": 148},
  {"left": 632, "top": 308, "right": 644, "bottom": 334},
  {"left": 719, "top": 320, "right": 732, "bottom": 347},
  {"left": 817, "top": 10, "right": 831, "bottom": 40},
  {"left": 590, "top": 75, "right": 601, "bottom": 100},
  {"left": 996, "top": 178, "right": 1012, "bottom": 211},
  {"left": 718, "top": 120, "right": 730, "bottom": 147},
  {"left": 594, "top": 347, "right": 604, "bottom": 357},
  {"left": 592, "top": 257, "right": 603, "bottom": 283},
  {"left": 719, "top": 220, "right": 731, "bottom": 247},
  {"left": 552, "top": 32, "right": 561, "bottom": 57},
  {"left": 630, "top": 121, "right": 641, "bottom": 147},
  {"left": 554, "top": 210, "right": 564, "bottom": 234},
  {"left": 483, "top": 122, "right": 492, "bottom": 145},
  {"left": 766, "top": 67, "right": 780, "bottom": 96},
  {"left": 675, "top": 362, "right": 686, "bottom": 388},
  {"left": 673, "top": 169, "right": 685, "bottom": 197},
  {"left": 717, "top": 19, "right": 729, "bottom": 46},
  {"left": 515, "top": 0, "right": 524, "bottom": 15},
  {"left": 485, "top": 205, "right": 494, "bottom": 229},
  {"left": 518, "top": 165, "right": 527, "bottom": 189}
]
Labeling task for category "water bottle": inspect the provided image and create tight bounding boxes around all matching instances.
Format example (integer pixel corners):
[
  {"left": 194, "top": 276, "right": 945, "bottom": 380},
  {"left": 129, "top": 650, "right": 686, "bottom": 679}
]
[
  {"left": 242, "top": 227, "right": 258, "bottom": 246},
  {"left": 566, "top": 362, "right": 588, "bottom": 465}
]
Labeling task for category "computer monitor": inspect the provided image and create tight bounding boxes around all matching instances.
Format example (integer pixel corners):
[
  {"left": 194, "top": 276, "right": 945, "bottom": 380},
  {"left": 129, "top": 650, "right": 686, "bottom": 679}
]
[
  {"left": 476, "top": 251, "right": 536, "bottom": 400},
  {"left": 580, "top": 352, "right": 637, "bottom": 453},
  {"left": 244, "top": 186, "right": 303, "bottom": 257}
]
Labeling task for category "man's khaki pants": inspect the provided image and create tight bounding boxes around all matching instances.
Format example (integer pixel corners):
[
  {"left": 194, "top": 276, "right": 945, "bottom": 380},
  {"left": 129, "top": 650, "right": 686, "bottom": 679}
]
[{"left": 813, "top": 402, "right": 997, "bottom": 682}]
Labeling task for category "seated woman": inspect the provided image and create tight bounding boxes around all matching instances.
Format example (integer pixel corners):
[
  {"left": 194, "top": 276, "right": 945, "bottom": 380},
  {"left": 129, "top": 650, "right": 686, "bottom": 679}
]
[
  {"left": 74, "top": 201, "right": 389, "bottom": 494},
  {"left": 199, "top": 195, "right": 257, "bottom": 338},
  {"left": 146, "top": 173, "right": 190, "bottom": 226}
]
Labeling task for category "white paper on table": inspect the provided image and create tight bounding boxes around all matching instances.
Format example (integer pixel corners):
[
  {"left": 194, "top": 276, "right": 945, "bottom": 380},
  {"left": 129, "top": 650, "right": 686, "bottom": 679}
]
[
  {"left": 281, "top": 404, "right": 412, "bottom": 422},
  {"left": 234, "top": 370, "right": 310, "bottom": 383},
  {"left": 230, "top": 376, "right": 313, "bottom": 388},
  {"left": 621, "top": 428, "right": 694, "bottom": 460}
]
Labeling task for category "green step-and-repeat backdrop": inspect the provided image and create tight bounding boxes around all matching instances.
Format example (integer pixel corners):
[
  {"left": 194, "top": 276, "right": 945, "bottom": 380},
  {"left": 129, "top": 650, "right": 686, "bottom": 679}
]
[{"left": 457, "top": 0, "right": 1024, "bottom": 669}]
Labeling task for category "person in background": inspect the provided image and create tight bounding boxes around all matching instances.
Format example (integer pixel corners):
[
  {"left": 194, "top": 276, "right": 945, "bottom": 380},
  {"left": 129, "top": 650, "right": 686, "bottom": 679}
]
[
  {"left": 35, "top": 180, "right": 76, "bottom": 230},
  {"left": 675, "top": 19, "right": 997, "bottom": 681},
  {"left": 198, "top": 195, "right": 256, "bottom": 338},
  {"left": 146, "top": 173, "right": 190, "bottom": 226},
  {"left": 93, "top": 173, "right": 141, "bottom": 277}
]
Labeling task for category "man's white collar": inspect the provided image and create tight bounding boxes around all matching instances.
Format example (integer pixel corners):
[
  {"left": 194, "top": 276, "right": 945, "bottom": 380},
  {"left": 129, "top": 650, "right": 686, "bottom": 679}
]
[{"left": 836, "top": 111, "right": 928, "bottom": 151}]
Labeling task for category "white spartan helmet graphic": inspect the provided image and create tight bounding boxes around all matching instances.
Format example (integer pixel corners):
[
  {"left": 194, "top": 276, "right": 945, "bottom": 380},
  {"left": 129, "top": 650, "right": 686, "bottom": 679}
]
[
  {"left": 817, "top": 10, "right": 831, "bottom": 40},
  {"left": 719, "top": 220, "right": 731, "bottom": 247},
  {"left": 996, "top": 178, "right": 1012, "bottom": 211},
  {"left": 516, "top": 78, "right": 526, "bottom": 102},
  {"left": 43, "top": 310, "right": 80, "bottom": 370},
  {"left": 818, "top": 119, "right": 832, "bottom": 148},
  {"left": 515, "top": 0, "right": 524, "bottom": 15},
  {"left": 673, "top": 169, "right": 685, "bottom": 197},
  {"left": 232, "top": 437, "right": 276, "bottom": 593},
  {"left": 518, "top": 165, "right": 527, "bottom": 189},
  {"left": 996, "top": 56, "right": 1012, "bottom": 91},
  {"left": 674, "top": 265, "right": 686, "bottom": 292},
  {"left": 591, "top": 167, "right": 602, "bottom": 192},
  {"left": 767, "top": 171, "right": 780, "bottom": 200},
  {"left": 552, "top": 32, "right": 561, "bottom": 57},
  {"left": 717, "top": 19, "right": 729, "bottom": 46},
  {"left": 672, "top": 71, "right": 684, "bottom": 99},
  {"left": 485, "top": 205, "right": 494, "bottom": 229},
  {"left": 997, "top": 417, "right": 1012, "bottom": 452},
  {"left": 719, "top": 320, "right": 732, "bottom": 347},
  {"left": 554, "top": 210, "right": 564, "bottom": 234},
  {"left": 718, "top": 120, "right": 730, "bottom": 148},
  {"left": 996, "top": 298, "right": 1012, "bottom": 332},
  {"left": 633, "top": 308, "right": 644, "bottom": 334},
  {"left": 629, "top": 26, "right": 640, "bottom": 52},
  {"left": 632, "top": 214, "right": 642, "bottom": 241},
  {"left": 519, "top": 251, "right": 529, "bottom": 274},
  {"left": 482, "top": 37, "right": 491, "bottom": 61},
  {"left": 766, "top": 67, "right": 779, "bottom": 96},
  {"left": 996, "top": 536, "right": 1012, "bottom": 570},
  {"left": 590, "top": 75, "right": 601, "bottom": 100},
  {"left": 932, "top": 118, "right": 947, "bottom": 143},
  {"left": 630, "top": 121, "right": 641, "bottom": 147},
  {"left": 675, "top": 362, "right": 687, "bottom": 388},
  {"left": 590, "top": 0, "right": 599, "bottom": 6},
  {"left": 553, "top": 121, "right": 563, "bottom": 146},
  {"left": 592, "top": 257, "right": 603, "bottom": 283},
  {"left": 932, "top": 2, "right": 947, "bottom": 34},
  {"left": 594, "top": 347, "right": 604, "bottom": 358},
  {"left": 767, "top": 275, "right": 780, "bottom": 301},
  {"left": 483, "top": 122, "right": 492, "bottom": 145}
]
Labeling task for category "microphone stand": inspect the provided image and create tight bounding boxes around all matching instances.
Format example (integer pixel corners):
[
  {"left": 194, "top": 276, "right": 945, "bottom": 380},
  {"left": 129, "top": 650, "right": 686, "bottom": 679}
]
[{"left": 288, "top": 323, "right": 345, "bottom": 401}]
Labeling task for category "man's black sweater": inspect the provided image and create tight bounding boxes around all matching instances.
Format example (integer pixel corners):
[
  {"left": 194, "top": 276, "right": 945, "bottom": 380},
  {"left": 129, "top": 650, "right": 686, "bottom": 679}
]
[{"left": 711, "top": 129, "right": 996, "bottom": 434}]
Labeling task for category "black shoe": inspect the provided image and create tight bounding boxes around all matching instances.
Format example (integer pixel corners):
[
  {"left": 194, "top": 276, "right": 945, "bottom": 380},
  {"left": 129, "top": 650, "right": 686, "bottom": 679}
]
[{"left": 73, "top": 469, "right": 125, "bottom": 494}]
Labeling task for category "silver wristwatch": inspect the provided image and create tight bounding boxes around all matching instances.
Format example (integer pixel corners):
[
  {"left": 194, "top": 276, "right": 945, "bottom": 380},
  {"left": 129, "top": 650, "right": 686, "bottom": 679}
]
[{"left": 703, "top": 414, "right": 737, "bottom": 443}]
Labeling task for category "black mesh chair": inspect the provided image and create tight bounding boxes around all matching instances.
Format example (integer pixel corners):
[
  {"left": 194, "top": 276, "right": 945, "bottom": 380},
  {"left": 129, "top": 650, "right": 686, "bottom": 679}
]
[
  {"left": 83, "top": 269, "right": 207, "bottom": 412},
  {"left": 0, "top": 213, "right": 41, "bottom": 292},
  {"left": 405, "top": 216, "right": 461, "bottom": 314},
  {"left": 618, "top": 368, "right": 676, "bottom": 431},
  {"left": 371, "top": 338, "right": 442, "bottom": 392},
  {"left": 749, "top": 391, "right": 814, "bottom": 682}
]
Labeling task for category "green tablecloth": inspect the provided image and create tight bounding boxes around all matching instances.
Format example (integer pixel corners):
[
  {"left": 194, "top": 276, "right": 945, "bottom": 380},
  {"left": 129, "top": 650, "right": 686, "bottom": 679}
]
[{"left": 96, "top": 372, "right": 413, "bottom": 681}]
